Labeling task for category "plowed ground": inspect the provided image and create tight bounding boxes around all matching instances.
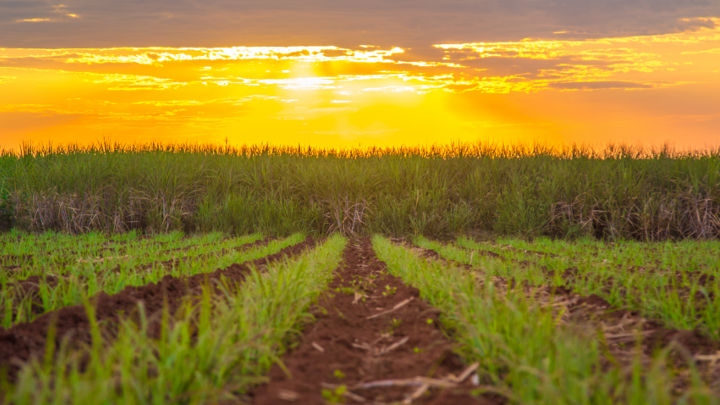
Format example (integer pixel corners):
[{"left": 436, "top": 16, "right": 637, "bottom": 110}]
[
  {"left": 412, "top": 243, "right": 720, "bottom": 395},
  {"left": 0, "top": 237, "right": 316, "bottom": 380},
  {"left": 252, "top": 239, "right": 496, "bottom": 404}
]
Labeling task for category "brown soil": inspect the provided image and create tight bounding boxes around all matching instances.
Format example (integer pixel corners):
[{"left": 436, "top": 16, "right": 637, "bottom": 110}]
[
  {"left": 0, "top": 264, "right": 21, "bottom": 274},
  {"left": 455, "top": 243, "right": 718, "bottom": 328},
  {"left": 409, "top": 243, "right": 720, "bottom": 393},
  {"left": 471, "top": 249, "right": 505, "bottom": 260},
  {"left": 1, "top": 237, "right": 275, "bottom": 325},
  {"left": 0, "top": 237, "right": 316, "bottom": 381},
  {"left": 251, "top": 239, "right": 500, "bottom": 405}
]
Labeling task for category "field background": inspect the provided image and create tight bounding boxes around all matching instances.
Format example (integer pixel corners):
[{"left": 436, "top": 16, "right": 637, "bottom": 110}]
[
  {"left": 1, "top": 143, "right": 719, "bottom": 240},
  {"left": 2, "top": 143, "right": 720, "bottom": 403}
]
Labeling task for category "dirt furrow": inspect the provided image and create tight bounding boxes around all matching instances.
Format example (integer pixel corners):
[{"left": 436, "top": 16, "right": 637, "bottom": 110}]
[
  {"left": 430, "top": 240, "right": 718, "bottom": 333},
  {"left": 251, "top": 238, "right": 498, "bottom": 404},
  {"left": 1, "top": 237, "right": 276, "bottom": 325},
  {"left": 409, "top": 243, "right": 720, "bottom": 394},
  {"left": 0, "top": 237, "right": 316, "bottom": 381}
]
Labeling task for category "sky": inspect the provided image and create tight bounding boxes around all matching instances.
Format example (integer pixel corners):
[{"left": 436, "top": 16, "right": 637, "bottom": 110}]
[{"left": 1, "top": 1, "right": 719, "bottom": 151}]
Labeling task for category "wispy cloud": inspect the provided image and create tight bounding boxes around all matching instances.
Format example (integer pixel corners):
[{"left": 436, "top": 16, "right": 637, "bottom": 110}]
[
  {"left": 432, "top": 20, "right": 720, "bottom": 93},
  {"left": 61, "top": 46, "right": 407, "bottom": 65},
  {"left": 52, "top": 4, "right": 80, "bottom": 19},
  {"left": 1, "top": 19, "right": 720, "bottom": 95},
  {"left": 15, "top": 18, "right": 53, "bottom": 23},
  {"left": 11, "top": 2, "right": 80, "bottom": 24},
  {"left": 1, "top": 14, "right": 720, "bottom": 150},
  {"left": 550, "top": 81, "right": 652, "bottom": 90},
  {"left": 1, "top": 0, "right": 719, "bottom": 47}
]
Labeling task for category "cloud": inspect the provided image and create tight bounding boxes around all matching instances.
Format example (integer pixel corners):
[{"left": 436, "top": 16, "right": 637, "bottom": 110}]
[
  {"left": 430, "top": 22, "right": 720, "bottom": 92},
  {"left": 52, "top": 4, "right": 80, "bottom": 19},
  {"left": 672, "top": 16, "right": 718, "bottom": 32},
  {"left": 88, "top": 73, "right": 187, "bottom": 91},
  {"left": 0, "top": 1, "right": 719, "bottom": 47},
  {"left": 1, "top": 17, "right": 719, "bottom": 96},
  {"left": 15, "top": 18, "right": 53, "bottom": 23},
  {"left": 8, "top": 1, "right": 80, "bottom": 25},
  {"left": 550, "top": 81, "right": 653, "bottom": 90}
]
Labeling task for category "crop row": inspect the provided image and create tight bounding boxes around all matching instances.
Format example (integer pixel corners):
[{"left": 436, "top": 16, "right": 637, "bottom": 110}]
[
  {"left": 374, "top": 236, "right": 716, "bottom": 403},
  {"left": 0, "top": 229, "right": 194, "bottom": 258},
  {"left": 0, "top": 233, "right": 305, "bottom": 328},
  {"left": 2, "top": 144, "right": 720, "bottom": 239},
  {"left": 414, "top": 236, "right": 720, "bottom": 340},
  {"left": 4, "top": 235, "right": 346, "bottom": 404},
  {"left": 0, "top": 231, "right": 223, "bottom": 280},
  {"left": 2, "top": 233, "right": 718, "bottom": 403}
]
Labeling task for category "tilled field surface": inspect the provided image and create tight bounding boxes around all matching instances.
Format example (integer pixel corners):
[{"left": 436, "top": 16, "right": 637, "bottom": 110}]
[
  {"left": 1, "top": 236, "right": 275, "bottom": 324},
  {"left": 252, "top": 238, "right": 494, "bottom": 404},
  {"left": 411, "top": 243, "right": 720, "bottom": 394},
  {"left": 0, "top": 237, "right": 316, "bottom": 380},
  {"left": 2, "top": 232, "right": 719, "bottom": 403}
]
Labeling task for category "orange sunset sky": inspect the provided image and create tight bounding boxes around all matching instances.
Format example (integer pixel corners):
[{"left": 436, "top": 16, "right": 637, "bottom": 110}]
[{"left": 1, "top": 1, "right": 719, "bottom": 151}]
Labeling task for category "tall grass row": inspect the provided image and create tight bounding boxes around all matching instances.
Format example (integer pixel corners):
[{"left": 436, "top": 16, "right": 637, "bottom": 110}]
[{"left": 1, "top": 142, "right": 719, "bottom": 240}]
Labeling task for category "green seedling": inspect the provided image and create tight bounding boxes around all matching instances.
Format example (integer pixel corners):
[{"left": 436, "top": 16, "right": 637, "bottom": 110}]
[
  {"left": 321, "top": 385, "right": 347, "bottom": 404},
  {"left": 5, "top": 235, "right": 347, "bottom": 403},
  {"left": 373, "top": 235, "right": 714, "bottom": 404},
  {"left": 382, "top": 284, "right": 397, "bottom": 296}
]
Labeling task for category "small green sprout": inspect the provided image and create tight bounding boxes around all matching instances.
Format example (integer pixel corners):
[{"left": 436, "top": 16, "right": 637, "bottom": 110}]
[
  {"left": 322, "top": 385, "right": 347, "bottom": 404},
  {"left": 382, "top": 284, "right": 397, "bottom": 296}
]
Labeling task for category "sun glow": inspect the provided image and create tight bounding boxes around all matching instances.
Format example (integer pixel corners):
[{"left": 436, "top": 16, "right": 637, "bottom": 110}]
[{"left": 1, "top": 18, "right": 720, "bottom": 151}]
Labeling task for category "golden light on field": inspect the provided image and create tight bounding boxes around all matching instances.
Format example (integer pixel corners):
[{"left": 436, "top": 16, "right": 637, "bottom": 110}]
[{"left": 1, "top": 17, "right": 720, "bottom": 151}]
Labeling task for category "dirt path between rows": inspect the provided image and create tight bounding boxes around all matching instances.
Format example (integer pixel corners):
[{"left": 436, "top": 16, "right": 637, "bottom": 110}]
[
  {"left": 2, "top": 236, "right": 276, "bottom": 324},
  {"left": 410, "top": 243, "right": 720, "bottom": 395},
  {"left": 251, "top": 238, "right": 499, "bottom": 404},
  {"left": 0, "top": 237, "right": 316, "bottom": 381}
]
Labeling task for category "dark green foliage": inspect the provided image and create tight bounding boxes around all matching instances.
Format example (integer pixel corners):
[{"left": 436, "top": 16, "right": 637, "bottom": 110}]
[
  {"left": 0, "top": 180, "right": 13, "bottom": 231},
  {"left": 1, "top": 143, "right": 719, "bottom": 239}
]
